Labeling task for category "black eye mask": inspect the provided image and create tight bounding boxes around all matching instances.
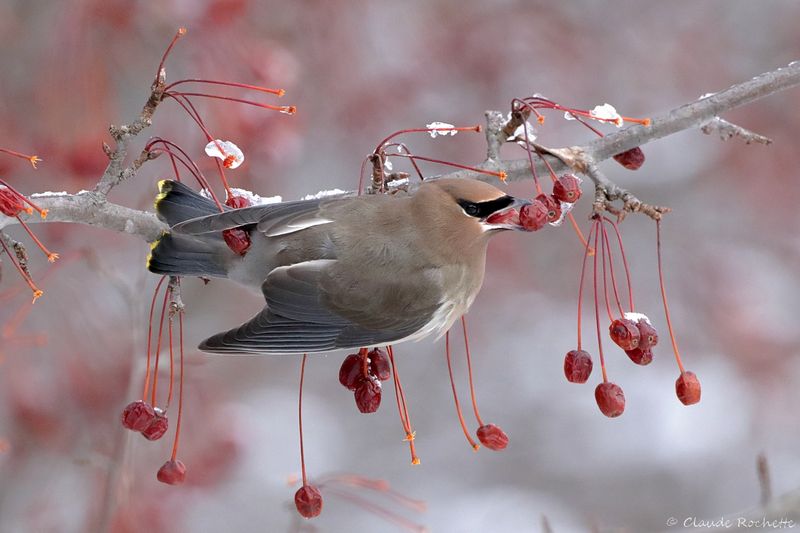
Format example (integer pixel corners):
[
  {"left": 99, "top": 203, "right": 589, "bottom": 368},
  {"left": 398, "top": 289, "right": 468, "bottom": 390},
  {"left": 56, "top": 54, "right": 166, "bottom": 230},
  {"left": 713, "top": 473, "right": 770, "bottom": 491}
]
[{"left": 457, "top": 196, "right": 514, "bottom": 219}]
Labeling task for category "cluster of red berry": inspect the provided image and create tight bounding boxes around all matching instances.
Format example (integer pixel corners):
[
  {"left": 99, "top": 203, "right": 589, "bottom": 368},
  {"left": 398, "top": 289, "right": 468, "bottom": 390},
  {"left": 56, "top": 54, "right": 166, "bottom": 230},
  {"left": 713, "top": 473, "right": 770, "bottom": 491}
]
[
  {"left": 121, "top": 400, "right": 185, "bottom": 483},
  {"left": 221, "top": 194, "right": 252, "bottom": 255},
  {"left": 338, "top": 347, "right": 391, "bottom": 413},
  {"left": 563, "top": 215, "right": 701, "bottom": 418},
  {"left": 519, "top": 174, "right": 582, "bottom": 231}
]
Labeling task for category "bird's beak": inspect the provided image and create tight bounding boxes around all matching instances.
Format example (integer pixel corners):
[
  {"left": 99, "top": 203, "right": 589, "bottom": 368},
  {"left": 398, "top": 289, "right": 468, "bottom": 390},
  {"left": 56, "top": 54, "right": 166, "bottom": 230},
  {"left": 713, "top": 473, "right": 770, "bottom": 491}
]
[{"left": 483, "top": 197, "right": 531, "bottom": 231}]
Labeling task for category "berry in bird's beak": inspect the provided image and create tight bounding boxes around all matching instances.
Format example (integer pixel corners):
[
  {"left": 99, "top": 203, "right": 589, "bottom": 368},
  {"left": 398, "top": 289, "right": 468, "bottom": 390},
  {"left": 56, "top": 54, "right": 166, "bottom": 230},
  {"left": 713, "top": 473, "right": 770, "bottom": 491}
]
[{"left": 484, "top": 197, "right": 533, "bottom": 231}]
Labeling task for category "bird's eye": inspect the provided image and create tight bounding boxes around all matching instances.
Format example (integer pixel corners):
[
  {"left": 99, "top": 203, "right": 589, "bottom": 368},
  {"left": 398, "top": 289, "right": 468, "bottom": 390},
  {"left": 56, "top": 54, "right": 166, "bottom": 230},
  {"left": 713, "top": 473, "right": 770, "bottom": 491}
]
[{"left": 462, "top": 202, "right": 480, "bottom": 217}]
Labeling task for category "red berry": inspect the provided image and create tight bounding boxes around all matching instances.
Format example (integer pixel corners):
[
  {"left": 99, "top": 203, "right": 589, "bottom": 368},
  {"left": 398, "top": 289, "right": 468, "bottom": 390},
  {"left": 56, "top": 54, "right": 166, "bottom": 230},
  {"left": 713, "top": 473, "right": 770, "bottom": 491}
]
[
  {"left": 609, "top": 318, "right": 641, "bottom": 351},
  {"left": 612, "top": 147, "right": 645, "bottom": 170},
  {"left": 625, "top": 347, "right": 653, "bottom": 365},
  {"left": 676, "top": 371, "right": 701, "bottom": 406},
  {"left": 294, "top": 484, "right": 323, "bottom": 518},
  {"left": 519, "top": 200, "right": 548, "bottom": 231},
  {"left": 157, "top": 459, "right": 187, "bottom": 485},
  {"left": 0, "top": 188, "right": 26, "bottom": 217},
  {"left": 368, "top": 348, "right": 391, "bottom": 381},
  {"left": 338, "top": 353, "right": 364, "bottom": 390},
  {"left": 535, "top": 193, "right": 561, "bottom": 223},
  {"left": 552, "top": 174, "right": 582, "bottom": 203},
  {"left": 595, "top": 382, "right": 625, "bottom": 417},
  {"left": 354, "top": 378, "right": 381, "bottom": 413},
  {"left": 225, "top": 195, "right": 249, "bottom": 209},
  {"left": 636, "top": 320, "right": 659, "bottom": 350},
  {"left": 564, "top": 350, "right": 593, "bottom": 383},
  {"left": 121, "top": 400, "right": 155, "bottom": 432},
  {"left": 476, "top": 424, "right": 509, "bottom": 451},
  {"left": 142, "top": 410, "right": 169, "bottom": 441},
  {"left": 223, "top": 227, "right": 251, "bottom": 255}
]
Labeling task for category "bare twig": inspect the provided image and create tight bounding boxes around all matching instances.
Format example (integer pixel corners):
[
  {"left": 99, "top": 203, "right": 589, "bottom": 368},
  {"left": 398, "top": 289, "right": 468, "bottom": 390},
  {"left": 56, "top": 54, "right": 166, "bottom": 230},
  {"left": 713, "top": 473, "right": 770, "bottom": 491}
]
[{"left": 701, "top": 117, "right": 773, "bottom": 145}]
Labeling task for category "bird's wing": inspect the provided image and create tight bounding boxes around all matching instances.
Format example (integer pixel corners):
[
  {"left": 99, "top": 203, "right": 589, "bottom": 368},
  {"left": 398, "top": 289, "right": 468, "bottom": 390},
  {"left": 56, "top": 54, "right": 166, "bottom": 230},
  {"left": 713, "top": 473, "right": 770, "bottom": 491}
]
[
  {"left": 172, "top": 198, "right": 335, "bottom": 237},
  {"left": 199, "top": 259, "right": 440, "bottom": 354}
]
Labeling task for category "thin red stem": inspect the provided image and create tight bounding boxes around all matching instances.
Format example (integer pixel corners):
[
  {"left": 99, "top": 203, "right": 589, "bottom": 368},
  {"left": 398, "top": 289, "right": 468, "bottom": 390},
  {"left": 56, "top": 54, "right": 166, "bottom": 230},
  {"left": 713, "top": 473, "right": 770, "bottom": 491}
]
[
  {"left": 164, "top": 78, "right": 285, "bottom": 96},
  {"left": 600, "top": 221, "right": 624, "bottom": 317},
  {"left": 383, "top": 142, "right": 425, "bottom": 180},
  {"left": 16, "top": 218, "right": 58, "bottom": 262},
  {"left": 604, "top": 217, "right": 635, "bottom": 312},
  {"left": 599, "top": 221, "right": 615, "bottom": 323},
  {"left": 170, "top": 312, "right": 185, "bottom": 461},
  {"left": 166, "top": 92, "right": 296, "bottom": 114},
  {"left": 391, "top": 153, "right": 506, "bottom": 181},
  {"left": 155, "top": 28, "right": 187, "bottom": 81},
  {"left": 388, "top": 346, "right": 419, "bottom": 465},
  {"left": 592, "top": 221, "right": 608, "bottom": 382},
  {"left": 298, "top": 354, "right": 309, "bottom": 486},
  {"left": 656, "top": 220, "right": 686, "bottom": 373},
  {"left": 142, "top": 276, "right": 167, "bottom": 401},
  {"left": 445, "top": 332, "right": 480, "bottom": 451},
  {"left": 0, "top": 148, "right": 41, "bottom": 169},
  {"left": 576, "top": 223, "right": 597, "bottom": 351},
  {"left": 460, "top": 316, "right": 484, "bottom": 427},
  {"left": 166, "top": 315, "right": 174, "bottom": 409},
  {"left": 150, "top": 285, "right": 171, "bottom": 407},
  {"left": 0, "top": 178, "right": 46, "bottom": 217},
  {"left": 374, "top": 125, "right": 480, "bottom": 154}
]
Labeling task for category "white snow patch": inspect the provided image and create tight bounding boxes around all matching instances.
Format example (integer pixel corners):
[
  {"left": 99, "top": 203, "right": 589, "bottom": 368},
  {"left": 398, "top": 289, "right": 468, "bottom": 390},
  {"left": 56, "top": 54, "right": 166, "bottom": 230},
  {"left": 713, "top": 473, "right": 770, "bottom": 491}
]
[
  {"left": 229, "top": 187, "right": 282, "bottom": 206},
  {"left": 30, "top": 191, "right": 68, "bottom": 198},
  {"left": 624, "top": 311, "right": 652, "bottom": 325},
  {"left": 589, "top": 103, "right": 623, "bottom": 127},
  {"left": 301, "top": 189, "right": 346, "bottom": 201},
  {"left": 204, "top": 139, "right": 244, "bottom": 169},
  {"left": 386, "top": 177, "right": 409, "bottom": 188},
  {"left": 426, "top": 121, "right": 458, "bottom": 137}
]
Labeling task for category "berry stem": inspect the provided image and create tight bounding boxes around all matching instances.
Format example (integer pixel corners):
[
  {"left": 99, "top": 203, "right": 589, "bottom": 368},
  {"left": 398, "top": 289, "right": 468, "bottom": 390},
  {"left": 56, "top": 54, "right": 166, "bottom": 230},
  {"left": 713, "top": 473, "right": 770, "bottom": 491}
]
[
  {"left": 166, "top": 315, "right": 175, "bottom": 409},
  {"left": 383, "top": 142, "right": 425, "bottom": 180},
  {"left": 15, "top": 217, "right": 58, "bottom": 262},
  {"left": 592, "top": 220, "right": 609, "bottom": 382},
  {"left": 444, "top": 331, "right": 480, "bottom": 451},
  {"left": 600, "top": 221, "right": 624, "bottom": 317},
  {"left": 460, "top": 316, "right": 484, "bottom": 427},
  {"left": 0, "top": 178, "right": 47, "bottom": 217},
  {"left": 166, "top": 91, "right": 295, "bottom": 114},
  {"left": 142, "top": 276, "right": 167, "bottom": 401},
  {"left": 0, "top": 237, "right": 43, "bottom": 302},
  {"left": 155, "top": 27, "right": 187, "bottom": 82},
  {"left": 164, "top": 78, "right": 285, "bottom": 96},
  {"left": 604, "top": 217, "right": 635, "bottom": 312},
  {"left": 373, "top": 125, "right": 480, "bottom": 154},
  {"left": 150, "top": 284, "right": 171, "bottom": 407},
  {"left": 576, "top": 223, "right": 597, "bottom": 351},
  {"left": 298, "top": 353, "right": 309, "bottom": 486},
  {"left": 170, "top": 312, "right": 185, "bottom": 461},
  {"left": 387, "top": 346, "right": 419, "bottom": 465},
  {"left": 656, "top": 220, "right": 686, "bottom": 373},
  {"left": 0, "top": 148, "right": 41, "bottom": 169},
  {"left": 390, "top": 153, "right": 506, "bottom": 182}
]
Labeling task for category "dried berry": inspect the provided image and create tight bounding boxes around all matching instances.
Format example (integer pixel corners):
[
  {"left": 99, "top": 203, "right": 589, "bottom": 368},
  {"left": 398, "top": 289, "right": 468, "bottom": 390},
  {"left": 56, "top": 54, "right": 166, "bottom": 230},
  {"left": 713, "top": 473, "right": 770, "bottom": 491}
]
[
  {"left": 535, "top": 193, "right": 561, "bottom": 223},
  {"left": 142, "top": 409, "right": 169, "bottom": 441},
  {"left": 519, "top": 199, "right": 548, "bottom": 231},
  {"left": 354, "top": 378, "right": 381, "bottom": 413},
  {"left": 675, "top": 371, "right": 701, "bottom": 405},
  {"left": 564, "top": 349, "right": 593, "bottom": 383},
  {"left": 121, "top": 400, "right": 155, "bottom": 432},
  {"left": 609, "top": 318, "right": 641, "bottom": 351},
  {"left": 0, "top": 188, "right": 25, "bottom": 217},
  {"left": 338, "top": 353, "right": 364, "bottom": 390},
  {"left": 612, "top": 147, "right": 645, "bottom": 170},
  {"left": 476, "top": 424, "right": 509, "bottom": 451},
  {"left": 368, "top": 348, "right": 391, "bottom": 381},
  {"left": 625, "top": 347, "right": 653, "bottom": 365},
  {"left": 225, "top": 195, "right": 249, "bottom": 209},
  {"left": 636, "top": 320, "right": 659, "bottom": 350},
  {"left": 223, "top": 227, "right": 251, "bottom": 255},
  {"left": 157, "top": 459, "right": 186, "bottom": 485},
  {"left": 595, "top": 382, "right": 625, "bottom": 418},
  {"left": 552, "top": 174, "right": 582, "bottom": 203},
  {"left": 295, "top": 484, "right": 323, "bottom": 518}
]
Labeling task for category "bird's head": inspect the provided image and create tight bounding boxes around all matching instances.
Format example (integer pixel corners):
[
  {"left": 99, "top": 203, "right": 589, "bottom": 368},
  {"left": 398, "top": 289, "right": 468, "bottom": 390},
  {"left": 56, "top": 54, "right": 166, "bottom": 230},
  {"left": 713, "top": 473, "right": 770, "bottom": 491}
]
[{"left": 420, "top": 178, "right": 531, "bottom": 233}]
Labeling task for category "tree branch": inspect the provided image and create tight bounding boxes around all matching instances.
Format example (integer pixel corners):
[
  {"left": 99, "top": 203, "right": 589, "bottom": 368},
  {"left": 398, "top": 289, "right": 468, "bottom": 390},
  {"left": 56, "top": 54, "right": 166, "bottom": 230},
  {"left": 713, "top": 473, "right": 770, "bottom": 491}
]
[{"left": 1, "top": 61, "right": 798, "bottom": 239}]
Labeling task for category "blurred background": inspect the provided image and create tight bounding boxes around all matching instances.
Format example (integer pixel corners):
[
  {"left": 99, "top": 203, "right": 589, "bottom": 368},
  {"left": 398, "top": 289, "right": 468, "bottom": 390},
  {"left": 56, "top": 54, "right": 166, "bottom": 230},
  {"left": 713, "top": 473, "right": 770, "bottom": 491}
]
[{"left": 1, "top": 1, "right": 799, "bottom": 532}]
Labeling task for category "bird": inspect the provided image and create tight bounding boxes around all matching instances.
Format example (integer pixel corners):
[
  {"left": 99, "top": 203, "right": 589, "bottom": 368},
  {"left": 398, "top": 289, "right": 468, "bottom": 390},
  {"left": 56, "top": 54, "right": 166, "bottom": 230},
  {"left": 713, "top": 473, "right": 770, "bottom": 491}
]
[{"left": 147, "top": 177, "right": 530, "bottom": 354}]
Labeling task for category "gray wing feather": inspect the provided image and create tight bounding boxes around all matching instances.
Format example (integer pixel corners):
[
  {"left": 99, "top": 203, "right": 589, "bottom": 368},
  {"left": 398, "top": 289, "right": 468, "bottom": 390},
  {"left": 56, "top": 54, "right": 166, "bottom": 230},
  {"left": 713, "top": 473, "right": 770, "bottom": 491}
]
[
  {"left": 199, "top": 259, "right": 438, "bottom": 354},
  {"left": 171, "top": 199, "right": 331, "bottom": 236}
]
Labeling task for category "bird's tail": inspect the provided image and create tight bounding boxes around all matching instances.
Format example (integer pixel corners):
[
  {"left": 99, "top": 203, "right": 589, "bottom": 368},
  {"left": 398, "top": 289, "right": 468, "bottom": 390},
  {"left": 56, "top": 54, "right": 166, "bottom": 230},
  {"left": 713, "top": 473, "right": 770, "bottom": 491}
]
[{"left": 147, "top": 180, "right": 231, "bottom": 278}]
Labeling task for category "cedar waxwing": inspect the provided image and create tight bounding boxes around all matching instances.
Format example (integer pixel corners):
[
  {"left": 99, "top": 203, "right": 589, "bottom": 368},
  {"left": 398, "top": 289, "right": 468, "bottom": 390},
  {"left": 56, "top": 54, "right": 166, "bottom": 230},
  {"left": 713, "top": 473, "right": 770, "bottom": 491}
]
[{"left": 147, "top": 178, "right": 530, "bottom": 354}]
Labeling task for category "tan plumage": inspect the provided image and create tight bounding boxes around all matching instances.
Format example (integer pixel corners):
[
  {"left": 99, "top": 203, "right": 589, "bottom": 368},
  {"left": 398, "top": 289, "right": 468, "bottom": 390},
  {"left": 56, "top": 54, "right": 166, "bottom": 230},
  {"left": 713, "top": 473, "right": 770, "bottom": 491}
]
[{"left": 148, "top": 178, "right": 529, "bottom": 354}]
